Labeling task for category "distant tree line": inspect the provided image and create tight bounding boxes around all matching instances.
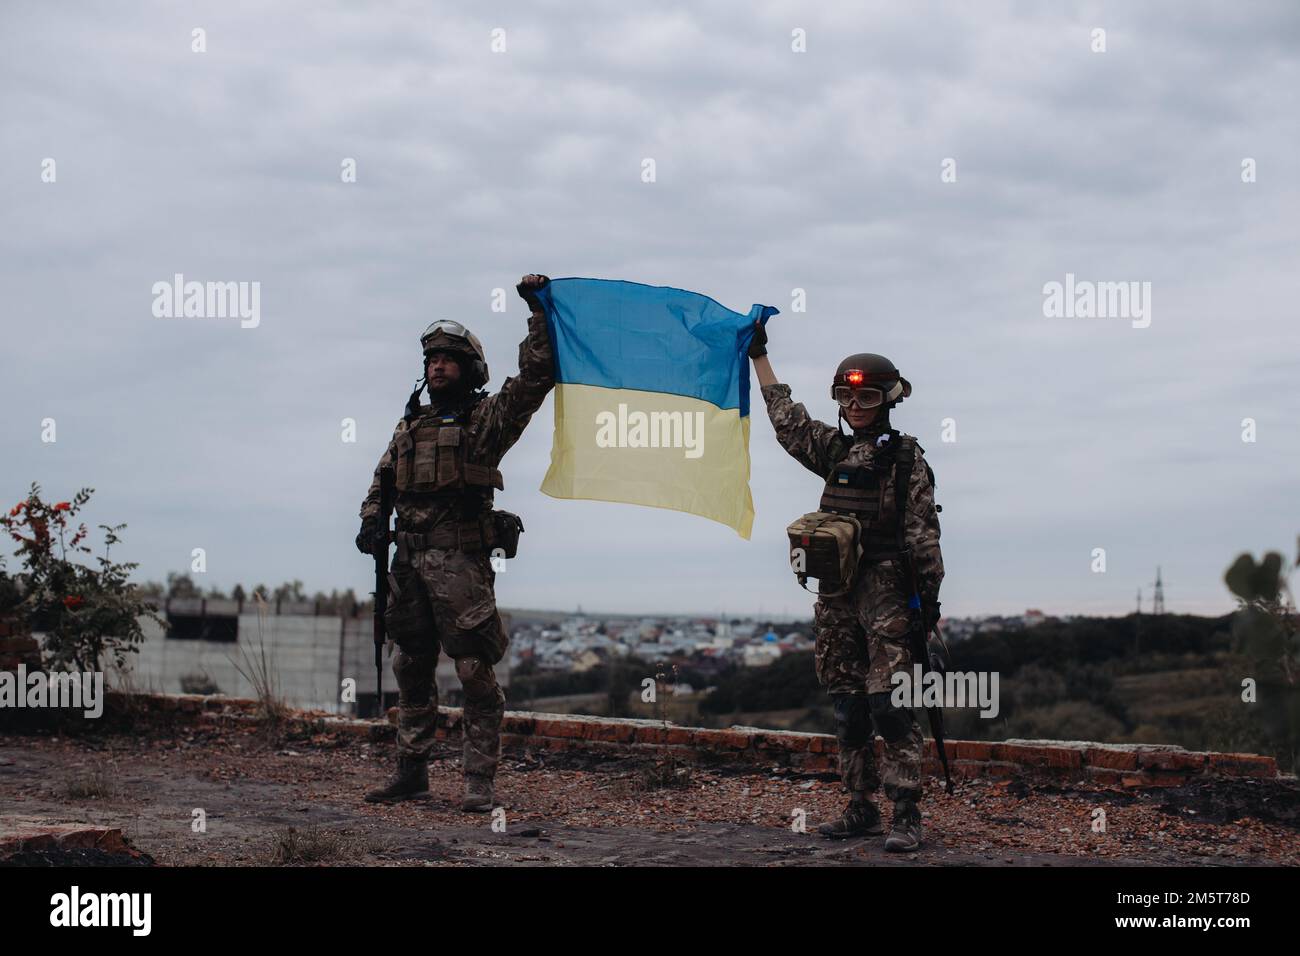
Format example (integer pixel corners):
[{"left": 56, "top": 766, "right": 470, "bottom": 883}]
[
  {"left": 699, "top": 652, "right": 821, "bottom": 715},
  {"left": 138, "top": 573, "right": 361, "bottom": 615},
  {"left": 696, "top": 612, "right": 1295, "bottom": 767}
]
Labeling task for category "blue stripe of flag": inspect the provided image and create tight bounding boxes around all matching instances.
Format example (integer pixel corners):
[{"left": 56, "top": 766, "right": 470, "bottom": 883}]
[{"left": 534, "top": 278, "right": 778, "bottom": 415}]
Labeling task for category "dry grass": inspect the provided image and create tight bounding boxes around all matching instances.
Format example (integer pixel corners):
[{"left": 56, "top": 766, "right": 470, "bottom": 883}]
[
  {"left": 268, "top": 826, "right": 391, "bottom": 865},
  {"left": 229, "top": 594, "right": 289, "bottom": 736},
  {"left": 635, "top": 753, "right": 695, "bottom": 792},
  {"left": 60, "top": 768, "right": 117, "bottom": 800}
]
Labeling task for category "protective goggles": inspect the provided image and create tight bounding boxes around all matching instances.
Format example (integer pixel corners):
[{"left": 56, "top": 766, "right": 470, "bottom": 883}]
[
  {"left": 421, "top": 320, "right": 472, "bottom": 355},
  {"left": 832, "top": 385, "right": 887, "bottom": 409}
]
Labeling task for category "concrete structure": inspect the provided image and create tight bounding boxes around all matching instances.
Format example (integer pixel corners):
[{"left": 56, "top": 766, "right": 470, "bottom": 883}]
[{"left": 115, "top": 598, "right": 509, "bottom": 716}]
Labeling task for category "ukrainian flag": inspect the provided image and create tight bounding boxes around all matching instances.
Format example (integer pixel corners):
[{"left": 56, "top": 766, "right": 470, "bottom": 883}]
[{"left": 534, "top": 278, "right": 777, "bottom": 539}]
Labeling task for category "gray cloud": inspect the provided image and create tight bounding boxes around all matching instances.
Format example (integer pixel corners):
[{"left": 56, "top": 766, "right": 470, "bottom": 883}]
[{"left": 2, "top": 1, "right": 1297, "bottom": 618}]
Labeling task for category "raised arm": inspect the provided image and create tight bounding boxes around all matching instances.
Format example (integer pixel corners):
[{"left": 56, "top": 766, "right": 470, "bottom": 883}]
[
  {"left": 749, "top": 320, "right": 843, "bottom": 476},
  {"left": 473, "top": 274, "right": 556, "bottom": 458}
]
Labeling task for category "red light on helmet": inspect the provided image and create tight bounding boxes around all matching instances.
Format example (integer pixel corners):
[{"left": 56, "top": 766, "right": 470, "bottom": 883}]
[{"left": 845, "top": 369, "right": 865, "bottom": 386}]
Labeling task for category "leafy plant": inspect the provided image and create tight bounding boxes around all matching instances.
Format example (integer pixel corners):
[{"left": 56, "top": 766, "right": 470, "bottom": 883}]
[{"left": 1, "top": 483, "right": 163, "bottom": 672}]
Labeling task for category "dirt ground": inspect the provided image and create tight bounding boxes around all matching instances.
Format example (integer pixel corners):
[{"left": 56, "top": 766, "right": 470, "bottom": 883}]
[{"left": 2, "top": 725, "right": 1298, "bottom": 867}]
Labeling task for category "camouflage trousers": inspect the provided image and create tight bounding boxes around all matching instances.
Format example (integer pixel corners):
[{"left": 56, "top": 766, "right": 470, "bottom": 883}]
[
  {"left": 384, "top": 545, "right": 508, "bottom": 779},
  {"left": 813, "top": 559, "right": 923, "bottom": 803}
]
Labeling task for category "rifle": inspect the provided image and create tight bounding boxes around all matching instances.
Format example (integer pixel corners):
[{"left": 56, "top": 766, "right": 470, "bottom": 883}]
[
  {"left": 900, "top": 548, "right": 954, "bottom": 795},
  {"left": 372, "top": 465, "right": 396, "bottom": 717}
]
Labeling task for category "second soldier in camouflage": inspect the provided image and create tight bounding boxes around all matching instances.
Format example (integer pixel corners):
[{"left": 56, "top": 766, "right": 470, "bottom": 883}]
[{"left": 750, "top": 321, "right": 944, "bottom": 852}]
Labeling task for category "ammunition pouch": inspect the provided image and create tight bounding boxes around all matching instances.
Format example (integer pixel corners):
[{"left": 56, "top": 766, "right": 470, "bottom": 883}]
[
  {"left": 786, "top": 512, "right": 862, "bottom": 597},
  {"left": 393, "top": 422, "right": 504, "bottom": 496},
  {"left": 490, "top": 510, "right": 524, "bottom": 560}
]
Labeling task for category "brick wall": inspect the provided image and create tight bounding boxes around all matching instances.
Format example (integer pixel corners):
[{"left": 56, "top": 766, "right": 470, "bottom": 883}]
[{"left": 94, "top": 692, "right": 1282, "bottom": 788}]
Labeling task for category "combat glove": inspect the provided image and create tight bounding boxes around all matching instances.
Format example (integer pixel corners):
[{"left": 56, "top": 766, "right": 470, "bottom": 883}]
[
  {"left": 517, "top": 274, "right": 550, "bottom": 312},
  {"left": 355, "top": 518, "right": 380, "bottom": 555}
]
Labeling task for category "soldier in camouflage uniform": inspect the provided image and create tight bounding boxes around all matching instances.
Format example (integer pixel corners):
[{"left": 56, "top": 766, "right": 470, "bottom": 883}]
[
  {"left": 750, "top": 323, "right": 944, "bottom": 852},
  {"left": 356, "top": 274, "right": 554, "bottom": 812}
]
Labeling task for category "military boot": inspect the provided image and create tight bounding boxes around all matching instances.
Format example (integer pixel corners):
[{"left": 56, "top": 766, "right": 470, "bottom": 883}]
[
  {"left": 884, "top": 798, "right": 923, "bottom": 852},
  {"left": 461, "top": 773, "right": 495, "bottom": 813},
  {"left": 364, "top": 756, "right": 429, "bottom": 804},
  {"left": 817, "top": 798, "right": 884, "bottom": 839}
]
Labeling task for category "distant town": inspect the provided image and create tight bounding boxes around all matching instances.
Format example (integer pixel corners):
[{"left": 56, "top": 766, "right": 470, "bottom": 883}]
[{"left": 506, "top": 608, "right": 1060, "bottom": 678}]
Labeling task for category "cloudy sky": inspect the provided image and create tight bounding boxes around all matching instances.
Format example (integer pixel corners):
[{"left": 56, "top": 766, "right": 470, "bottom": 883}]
[{"left": 2, "top": 1, "right": 1297, "bottom": 619}]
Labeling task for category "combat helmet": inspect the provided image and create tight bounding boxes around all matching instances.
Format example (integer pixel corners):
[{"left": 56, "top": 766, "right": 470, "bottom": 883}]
[
  {"left": 831, "top": 353, "right": 911, "bottom": 410},
  {"left": 420, "top": 319, "right": 489, "bottom": 389}
]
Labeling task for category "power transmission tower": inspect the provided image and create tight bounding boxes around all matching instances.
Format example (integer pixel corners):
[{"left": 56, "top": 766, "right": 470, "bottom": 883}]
[
  {"left": 1135, "top": 587, "right": 1143, "bottom": 655},
  {"left": 1152, "top": 567, "right": 1165, "bottom": 615}
]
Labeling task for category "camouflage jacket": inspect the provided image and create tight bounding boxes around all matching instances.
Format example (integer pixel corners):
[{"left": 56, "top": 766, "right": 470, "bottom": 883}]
[
  {"left": 761, "top": 383, "right": 944, "bottom": 604},
  {"left": 360, "top": 310, "right": 554, "bottom": 530}
]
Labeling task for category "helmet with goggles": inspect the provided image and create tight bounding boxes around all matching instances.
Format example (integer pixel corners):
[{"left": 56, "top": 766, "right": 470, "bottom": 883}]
[
  {"left": 420, "top": 320, "right": 489, "bottom": 389},
  {"left": 831, "top": 353, "right": 911, "bottom": 409}
]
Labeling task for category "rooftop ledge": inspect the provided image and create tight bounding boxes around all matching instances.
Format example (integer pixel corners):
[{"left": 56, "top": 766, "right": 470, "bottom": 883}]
[{"left": 94, "top": 692, "right": 1282, "bottom": 789}]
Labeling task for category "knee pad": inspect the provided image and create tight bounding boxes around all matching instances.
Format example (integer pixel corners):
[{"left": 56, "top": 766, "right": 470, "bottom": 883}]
[
  {"left": 454, "top": 656, "right": 497, "bottom": 700},
  {"left": 392, "top": 650, "right": 436, "bottom": 706},
  {"left": 867, "top": 692, "right": 913, "bottom": 743},
  {"left": 832, "top": 694, "right": 872, "bottom": 747}
]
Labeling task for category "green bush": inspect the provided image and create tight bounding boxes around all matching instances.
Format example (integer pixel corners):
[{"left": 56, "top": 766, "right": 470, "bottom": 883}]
[{"left": 2, "top": 484, "right": 162, "bottom": 672}]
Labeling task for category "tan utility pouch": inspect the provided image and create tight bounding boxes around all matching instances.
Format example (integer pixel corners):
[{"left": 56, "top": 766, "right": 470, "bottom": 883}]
[{"left": 786, "top": 512, "right": 862, "bottom": 597}]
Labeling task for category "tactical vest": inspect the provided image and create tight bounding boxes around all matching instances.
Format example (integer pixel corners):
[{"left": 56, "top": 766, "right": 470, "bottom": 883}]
[
  {"left": 391, "top": 405, "right": 503, "bottom": 504},
  {"left": 819, "top": 432, "right": 917, "bottom": 559}
]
